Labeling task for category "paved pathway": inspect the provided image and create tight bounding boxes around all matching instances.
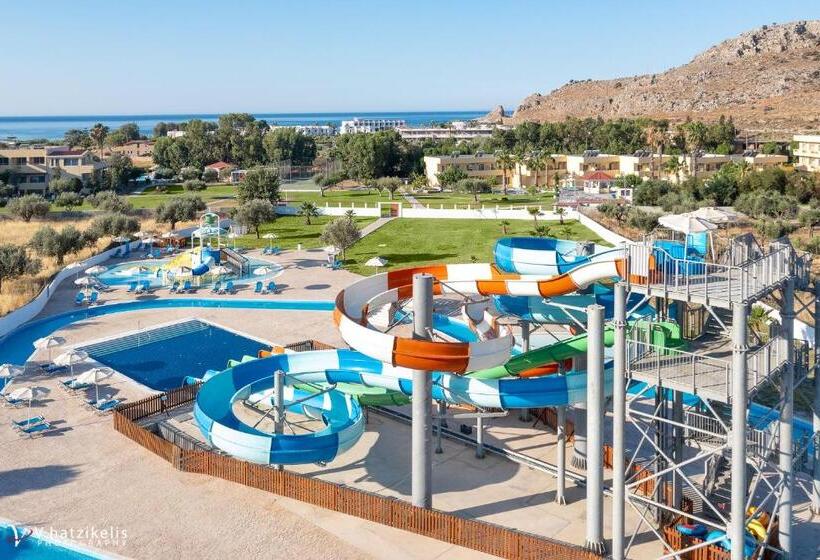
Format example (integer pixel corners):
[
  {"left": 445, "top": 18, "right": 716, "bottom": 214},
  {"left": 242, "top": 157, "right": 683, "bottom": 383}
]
[
  {"left": 360, "top": 217, "right": 395, "bottom": 237},
  {"left": 402, "top": 193, "right": 424, "bottom": 209}
]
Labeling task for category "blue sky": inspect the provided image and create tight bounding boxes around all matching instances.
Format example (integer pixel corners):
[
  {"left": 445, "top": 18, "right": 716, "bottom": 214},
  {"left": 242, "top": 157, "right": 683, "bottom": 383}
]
[{"left": 1, "top": 0, "right": 817, "bottom": 116}]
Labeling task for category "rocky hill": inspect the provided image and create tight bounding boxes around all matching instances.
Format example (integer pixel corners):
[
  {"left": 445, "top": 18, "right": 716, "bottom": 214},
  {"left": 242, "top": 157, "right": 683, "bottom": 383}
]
[{"left": 504, "top": 20, "right": 820, "bottom": 137}]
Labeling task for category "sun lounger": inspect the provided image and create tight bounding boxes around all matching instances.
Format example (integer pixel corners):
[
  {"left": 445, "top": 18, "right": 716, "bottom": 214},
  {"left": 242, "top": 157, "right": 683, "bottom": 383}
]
[
  {"left": 127, "top": 281, "right": 137, "bottom": 293},
  {"left": 140, "top": 280, "right": 151, "bottom": 292},
  {"left": 19, "top": 421, "right": 52, "bottom": 437},
  {"left": 264, "top": 281, "right": 277, "bottom": 294},
  {"left": 330, "top": 260, "right": 342, "bottom": 270},
  {"left": 86, "top": 398, "right": 120, "bottom": 413},
  {"left": 254, "top": 281, "right": 263, "bottom": 294},
  {"left": 12, "top": 416, "right": 45, "bottom": 431},
  {"left": 211, "top": 281, "right": 221, "bottom": 294},
  {"left": 87, "top": 291, "right": 99, "bottom": 305},
  {"left": 224, "top": 280, "right": 235, "bottom": 294},
  {"left": 112, "top": 248, "right": 122, "bottom": 258},
  {"left": 2, "top": 394, "right": 24, "bottom": 407},
  {"left": 61, "top": 378, "right": 91, "bottom": 392},
  {"left": 74, "top": 292, "right": 85, "bottom": 305},
  {"left": 169, "top": 281, "right": 180, "bottom": 293},
  {"left": 271, "top": 246, "right": 280, "bottom": 255},
  {"left": 182, "top": 280, "right": 193, "bottom": 293}
]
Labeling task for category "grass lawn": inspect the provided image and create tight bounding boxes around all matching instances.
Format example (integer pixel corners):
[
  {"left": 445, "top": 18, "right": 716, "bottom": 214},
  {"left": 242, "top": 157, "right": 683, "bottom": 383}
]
[
  {"left": 279, "top": 189, "right": 556, "bottom": 209},
  {"left": 413, "top": 192, "right": 555, "bottom": 208},
  {"left": 232, "top": 215, "right": 376, "bottom": 250},
  {"left": 342, "top": 218, "right": 605, "bottom": 276},
  {"left": 127, "top": 183, "right": 237, "bottom": 209}
]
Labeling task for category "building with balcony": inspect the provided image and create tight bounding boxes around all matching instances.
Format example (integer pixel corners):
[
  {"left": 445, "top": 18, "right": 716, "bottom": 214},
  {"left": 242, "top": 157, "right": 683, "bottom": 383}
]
[
  {"left": 0, "top": 146, "right": 107, "bottom": 192},
  {"left": 793, "top": 134, "right": 820, "bottom": 172},
  {"left": 397, "top": 122, "right": 504, "bottom": 141},
  {"left": 339, "top": 118, "right": 406, "bottom": 134},
  {"left": 565, "top": 150, "right": 621, "bottom": 176}
]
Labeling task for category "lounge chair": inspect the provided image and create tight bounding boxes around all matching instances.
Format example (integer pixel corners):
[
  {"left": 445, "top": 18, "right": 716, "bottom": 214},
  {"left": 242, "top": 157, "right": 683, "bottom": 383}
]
[
  {"left": 224, "top": 280, "right": 235, "bottom": 294},
  {"left": 19, "top": 421, "right": 52, "bottom": 437},
  {"left": 127, "top": 281, "right": 137, "bottom": 293},
  {"left": 264, "top": 281, "right": 277, "bottom": 294},
  {"left": 134, "top": 241, "right": 143, "bottom": 252},
  {"left": 330, "top": 260, "right": 342, "bottom": 270},
  {"left": 87, "top": 291, "right": 99, "bottom": 305},
  {"left": 261, "top": 247, "right": 270, "bottom": 255},
  {"left": 60, "top": 378, "right": 91, "bottom": 392},
  {"left": 182, "top": 280, "right": 193, "bottom": 293},
  {"left": 112, "top": 248, "right": 122, "bottom": 258},
  {"left": 169, "top": 281, "right": 180, "bottom": 293},
  {"left": 86, "top": 398, "right": 120, "bottom": 413},
  {"left": 271, "top": 246, "right": 280, "bottom": 255},
  {"left": 140, "top": 280, "right": 151, "bottom": 293},
  {"left": 12, "top": 416, "right": 45, "bottom": 431},
  {"left": 2, "top": 393, "right": 24, "bottom": 407},
  {"left": 211, "top": 281, "right": 221, "bottom": 294},
  {"left": 254, "top": 281, "right": 263, "bottom": 294},
  {"left": 74, "top": 292, "right": 86, "bottom": 305}
]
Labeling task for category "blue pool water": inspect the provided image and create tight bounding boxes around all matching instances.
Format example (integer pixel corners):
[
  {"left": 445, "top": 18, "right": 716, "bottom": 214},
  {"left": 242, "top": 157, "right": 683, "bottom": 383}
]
[
  {"left": 0, "top": 298, "right": 334, "bottom": 365},
  {"left": 96, "top": 257, "right": 281, "bottom": 287},
  {"left": 0, "top": 525, "right": 104, "bottom": 559},
  {"left": 80, "top": 319, "right": 268, "bottom": 390}
]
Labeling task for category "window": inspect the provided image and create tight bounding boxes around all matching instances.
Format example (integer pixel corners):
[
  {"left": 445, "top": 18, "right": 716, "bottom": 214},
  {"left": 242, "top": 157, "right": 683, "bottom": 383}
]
[
  {"left": 29, "top": 175, "right": 45, "bottom": 183},
  {"left": 0, "top": 157, "right": 8, "bottom": 165},
  {"left": 30, "top": 156, "right": 45, "bottom": 164},
  {"left": 11, "top": 157, "right": 27, "bottom": 165},
  {"left": 63, "top": 158, "right": 80, "bottom": 166}
]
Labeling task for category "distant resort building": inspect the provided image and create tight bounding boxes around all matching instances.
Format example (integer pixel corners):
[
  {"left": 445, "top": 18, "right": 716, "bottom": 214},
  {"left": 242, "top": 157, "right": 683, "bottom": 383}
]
[
  {"left": 793, "top": 134, "right": 820, "bottom": 172},
  {"left": 269, "top": 124, "right": 336, "bottom": 136},
  {"left": 340, "top": 117, "right": 406, "bottom": 134},
  {"left": 397, "top": 121, "right": 506, "bottom": 141},
  {"left": 108, "top": 140, "right": 154, "bottom": 159},
  {"left": 166, "top": 130, "right": 186, "bottom": 138},
  {"left": 0, "top": 145, "right": 107, "bottom": 192}
]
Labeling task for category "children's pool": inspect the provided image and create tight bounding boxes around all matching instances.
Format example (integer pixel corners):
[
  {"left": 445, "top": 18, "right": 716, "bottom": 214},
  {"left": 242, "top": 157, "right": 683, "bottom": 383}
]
[
  {"left": 0, "top": 524, "right": 106, "bottom": 559},
  {"left": 96, "top": 258, "right": 281, "bottom": 287},
  {"left": 80, "top": 319, "right": 269, "bottom": 391}
]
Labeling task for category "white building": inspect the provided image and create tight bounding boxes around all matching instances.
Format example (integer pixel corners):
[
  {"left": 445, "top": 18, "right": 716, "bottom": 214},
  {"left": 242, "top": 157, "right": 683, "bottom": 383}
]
[
  {"left": 793, "top": 134, "right": 820, "bottom": 172},
  {"left": 269, "top": 125, "right": 336, "bottom": 136},
  {"left": 398, "top": 122, "right": 505, "bottom": 141},
  {"left": 339, "top": 118, "right": 406, "bottom": 134},
  {"left": 166, "top": 130, "right": 186, "bottom": 138}
]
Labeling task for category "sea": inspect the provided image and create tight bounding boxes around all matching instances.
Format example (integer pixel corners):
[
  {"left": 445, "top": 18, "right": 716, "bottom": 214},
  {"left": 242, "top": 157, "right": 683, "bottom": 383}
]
[{"left": 0, "top": 110, "right": 486, "bottom": 141}]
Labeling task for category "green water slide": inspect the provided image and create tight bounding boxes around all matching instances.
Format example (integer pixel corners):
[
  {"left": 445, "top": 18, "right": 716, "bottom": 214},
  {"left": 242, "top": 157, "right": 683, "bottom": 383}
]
[{"left": 469, "top": 321, "right": 685, "bottom": 380}]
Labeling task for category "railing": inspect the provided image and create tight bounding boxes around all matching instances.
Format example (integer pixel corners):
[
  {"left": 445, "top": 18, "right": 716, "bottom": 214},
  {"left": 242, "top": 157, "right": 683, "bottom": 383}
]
[
  {"left": 746, "top": 336, "right": 788, "bottom": 391},
  {"left": 627, "top": 338, "right": 731, "bottom": 401}
]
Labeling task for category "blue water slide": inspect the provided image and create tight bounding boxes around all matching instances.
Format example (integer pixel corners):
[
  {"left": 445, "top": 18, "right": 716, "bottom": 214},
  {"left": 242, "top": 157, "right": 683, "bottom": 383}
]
[{"left": 494, "top": 237, "right": 617, "bottom": 276}]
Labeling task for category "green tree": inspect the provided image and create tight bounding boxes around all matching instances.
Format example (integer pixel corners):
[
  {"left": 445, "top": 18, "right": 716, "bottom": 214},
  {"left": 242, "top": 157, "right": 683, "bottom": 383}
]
[
  {"left": 527, "top": 206, "right": 541, "bottom": 227},
  {"left": 202, "top": 168, "right": 218, "bottom": 182},
  {"left": 263, "top": 128, "right": 317, "bottom": 165},
  {"left": 663, "top": 156, "right": 684, "bottom": 183},
  {"left": 297, "top": 201, "right": 320, "bottom": 225},
  {"left": 235, "top": 199, "right": 275, "bottom": 239},
  {"left": 179, "top": 166, "right": 201, "bottom": 181},
  {"left": 106, "top": 153, "right": 135, "bottom": 191},
  {"left": 0, "top": 244, "right": 40, "bottom": 293},
  {"left": 532, "top": 225, "right": 550, "bottom": 237},
  {"left": 48, "top": 176, "right": 82, "bottom": 194},
  {"left": 680, "top": 121, "right": 708, "bottom": 179},
  {"left": 89, "top": 123, "right": 109, "bottom": 159},
  {"left": 527, "top": 152, "right": 546, "bottom": 188},
  {"left": 555, "top": 206, "right": 566, "bottom": 225},
  {"left": 86, "top": 191, "right": 133, "bottom": 214},
  {"left": 799, "top": 208, "right": 820, "bottom": 237},
  {"left": 7, "top": 194, "right": 50, "bottom": 222},
  {"left": 29, "top": 225, "right": 86, "bottom": 265},
  {"left": 54, "top": 192, "right": 84, "bottom": 210},
  {"left": 154, "top": 196, "right": 206, "bottom": 230},
  {"left": 375, "top": 176, "right": 403, "bottom": 200},
  {"left": 320, "top": 215, "right": 361, "bottom": 260},
  {"left": 436, "top": 165, "right": 467, "bottom": 189},
  {"left": 183, "top": 179, "right": 206, "bottom": 191},
  {"left": 64, "top": 129, "right": 90, "bottom": 149},
  {"left": 500, "top": 220, "right": 510, "bottom": 235},
  {"left": 90, "top": 213, "right": 141, "bottom": 238},
  {"left": 455, "top": 178, "right": 490, "bottom": 203},
  {"left": 237, "top": 167, "right": 280, "bottom": 205}
]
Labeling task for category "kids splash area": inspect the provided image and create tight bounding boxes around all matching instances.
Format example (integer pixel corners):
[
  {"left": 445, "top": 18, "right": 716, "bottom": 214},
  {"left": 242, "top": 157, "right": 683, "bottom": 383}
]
[{"left": 0, "top": 226, "right": 818, "bottom": 560}]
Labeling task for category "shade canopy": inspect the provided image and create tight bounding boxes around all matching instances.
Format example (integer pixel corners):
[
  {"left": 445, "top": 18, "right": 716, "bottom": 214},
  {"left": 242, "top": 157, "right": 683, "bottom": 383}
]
[
  {"left": 162, "top": 231, "right": 182, "bottom": 239},
  {"left": 210, "top": 265, "right": 232, "bottom": 276},
  {"left": 684, "top": 206, "right": 734, "bottom": 225},
  {"left": 54, "top": 350, "right": 89, "bottom": 366},
  {"left": 323, "top": 246, "right": 340, "bottom": 255},
  {"left": 262, "top": 233, "right": 278, "bottom": 239},
  {"left": 253, "top": 266, "right": 273, "bottom": 276},
  {"left": 76, "top": 367, "right": 114, "bottom": 385},
  {"left": 74, "top": 276, "right": 95, "bottom": 287},
  {"left": 658, "top": 214, "right": 717, "bottom": 234},
  {"left": 84, "top": 265, "right": 107, "bottom": 275},
  {"left": 365, "top": 256, "right": 388, "bottom": 267},
  {"left": 34, "top": 336, "right": 65, "bottom": 349},
  {"left": 0, "top": 364, "right": 24, "bottom": 379},
  {"left": 112, "top": 236, "right": 131, "bottom": 243},
  {"left": 8, "top": 386, "right": 43, "bottom": 401}
]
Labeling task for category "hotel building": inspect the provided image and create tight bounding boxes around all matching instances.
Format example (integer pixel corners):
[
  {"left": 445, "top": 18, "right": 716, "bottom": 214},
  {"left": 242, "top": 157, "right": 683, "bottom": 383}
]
[
  {"left": 339, "top": 118, "right": 406, "bottom": 134},
  {"left": 0, "top": 146, "right": 108, "bottom": 192},
  {"left": 793, "top": 134, "right": 820, "bottom": 172}
]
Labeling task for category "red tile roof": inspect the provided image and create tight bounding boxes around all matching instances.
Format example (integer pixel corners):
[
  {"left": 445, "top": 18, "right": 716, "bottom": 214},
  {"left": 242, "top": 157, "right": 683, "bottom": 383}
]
[
  {"left": 205, "top": 161, "right": 231, "bottom": 170},
  {"left": 581, "top": 171, "right": 614, "bottom": 181}
]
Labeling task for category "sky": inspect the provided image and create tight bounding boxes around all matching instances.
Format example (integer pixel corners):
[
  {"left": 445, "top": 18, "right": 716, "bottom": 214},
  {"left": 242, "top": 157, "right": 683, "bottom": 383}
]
[{"left": 1, "top": 0, "right": 817, "bottom": 116}]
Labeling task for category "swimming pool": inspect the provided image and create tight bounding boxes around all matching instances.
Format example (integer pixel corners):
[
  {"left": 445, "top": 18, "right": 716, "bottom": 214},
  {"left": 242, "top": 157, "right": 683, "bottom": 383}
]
[
  {"left": 96, "top": 257, "right": 282, "bottom": 287},
  {"left": 80, "top": 319, "right": 270, "bottom": 391},
  {"left": 0, "top": 298, "right": 334, "bottom": 365},
  {"left": 0, "top": 524, "right": 106, "bottom": 559}
]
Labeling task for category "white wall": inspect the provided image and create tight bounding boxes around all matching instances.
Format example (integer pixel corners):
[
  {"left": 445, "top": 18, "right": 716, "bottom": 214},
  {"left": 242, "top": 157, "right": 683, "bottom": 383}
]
[
  {"left": 275, "top": 202, "right": 576, "bottom": 222},
  {"left": 0, "top": 241, "right": 140, "bottom": 338},
  {"left": 576, "top": 211, "right": 631, "bottom": 246}
]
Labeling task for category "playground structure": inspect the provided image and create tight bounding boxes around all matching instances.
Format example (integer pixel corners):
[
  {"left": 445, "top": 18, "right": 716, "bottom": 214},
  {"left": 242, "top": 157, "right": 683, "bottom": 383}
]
[{"left": 191, "top": 231, "right": 817, "bottom": 560}]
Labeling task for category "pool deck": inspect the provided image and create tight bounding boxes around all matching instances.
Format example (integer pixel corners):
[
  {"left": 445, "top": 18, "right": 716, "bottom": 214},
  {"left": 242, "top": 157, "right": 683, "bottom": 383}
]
[{"left": 1, "top": 247, "right": 817, "bottom": 559}]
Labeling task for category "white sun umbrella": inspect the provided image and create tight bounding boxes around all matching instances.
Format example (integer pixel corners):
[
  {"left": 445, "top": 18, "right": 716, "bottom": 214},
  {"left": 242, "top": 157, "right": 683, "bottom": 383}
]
[
  {"left": 684, "top": 206, "right": 734, "bottom": 225},
  {"left": 0, "top": 364, "right": 24, "bottom": 393},
  {"left": 262, "top": 232, "right": 278, "bottom": 249},
  {"left": 210, "top": 265, "right": 231, "bottom": 276},
  {"left": 54, "top": 349, "right": 89, "bottom": 377},
  {"left": 112, "top": 235, "right": 130, "bottom": 243},
  {"left": 84, "top": 265, "right": 107, "bottom": 275},
  {"left": 33, "top": 336, "right": 65, "bottom": 362},
  {"left": 76, "top": 367, "right": 114, "bottom": 404},
  {"left": 74, "top": 276, "right": 96, "bottom": 295},
  {"left": 8, "top": 386, "right": 44, "bottom": 419},
  {"left": 253, "top": 266, "right": 273, "bottom": 276},
  {"left": 323, "top": 245, "right": 339, "bottom": 254},
  {"left": 365, "top": 256, "right": 388, "bottom": 267}
]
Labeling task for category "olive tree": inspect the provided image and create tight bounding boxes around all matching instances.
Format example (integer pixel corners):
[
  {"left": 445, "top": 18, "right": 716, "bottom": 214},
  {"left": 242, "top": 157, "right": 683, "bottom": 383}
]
[
  {"left": 235, "top": 199, "right": 275, "bottom": 239},
  {"left": 0, "top": 244, "right": 41, "bottom": 292},
  {"left": 29, "top": 225, "right": 87, "bottom": 265},
  {"left": 320, "top": 215, "right": 361, "bottom": 260},
  {"left": 7, "top": 194, "right": 50, "bottom": 222}
]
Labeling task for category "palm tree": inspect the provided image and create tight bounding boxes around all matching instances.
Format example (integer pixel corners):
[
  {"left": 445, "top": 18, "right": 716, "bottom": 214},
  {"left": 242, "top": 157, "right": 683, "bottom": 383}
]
[
  {"left": 533, "top": 225, "right": 551, "bottom": 238},
  {"left": 664, "top": 156, "right": 684, "bottom": 184},
  {"left": 527, "top": 206, "right": 541, "bottom": 228},
  {"left": 298, "top": 201, "right": 319, "bottom": 225},
  {"left": 513, "top": 153, "right": 528, "bottom": 192},
  {"left": 555, "top": 206, "right": 566, "bottom": 225},
  {"left": 344, "top": 209, "right": 356, "bottom": 220},
  {"left": 644, "top": 123, "right": 667, "bottom": 180},
  {"left": 89, "top": 123, "right": 109, "bottom": 159},
  {"left": 500, "top": 220, "right": 510, "bottom": 235},
  {"left": 682, "top": 122, "right": 708, "bottom": 180},
  {"left": 496, "top": 151, "right": 514, "bottom": 195},
  {"left": 528, "top": 152, "right": 547, "bottom": 189},
  {"left": 748, "top": 305, "right": 771, "bottom": 342}
]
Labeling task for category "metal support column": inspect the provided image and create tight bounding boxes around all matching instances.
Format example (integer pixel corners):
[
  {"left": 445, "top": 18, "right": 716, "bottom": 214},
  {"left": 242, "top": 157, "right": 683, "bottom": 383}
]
[
  {"left": 273, "top": 369, "right": 285, "bottom": 471},
  {"left": 476, "top": 416, "right": 485, "bottom": 459},
  {"left": 556, "top": 405, "right": 567, "bottom": 505},
  {"left": 779, "top": 278, "right": 795, "bottom": 555},
  {"left": 612, "top": 284, "right": 627, "bottom": 560},
  {"left": 672, "top": 390, "right": 684, "bottom": 510},
  {"left": 572, "top": 352, "right": 588, "bottom": 469},
  {"left": 435, "top": 401, "right": 445, "bottom": 454},
  {"left": 412, "top": 273, "right": 434, "bottom": 508},
  {"left": 730, "top": 302, "right": 748, "bottom": 560},
  {"left": 813, "top": 279, "right": 820, "bottom": 515},
  {"left": 585, "top": 304, "right": 606, "bottom": 554},
  {"left": 519, "top": 320, "right": 532, "bottom": 422}
]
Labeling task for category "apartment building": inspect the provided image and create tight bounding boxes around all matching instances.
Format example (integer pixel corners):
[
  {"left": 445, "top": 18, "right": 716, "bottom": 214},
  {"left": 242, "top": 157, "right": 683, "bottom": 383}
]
[
  {"left": 424, "top": 153, "right": 501, "bottom": 187},
  {"left": 793, "top": 134, "right": 820, "bottom": 172},
  {"left": 108, "top": 140, "right": 154, "bottom": 159},
  {"left": 565, "top": 150, "right": 621, "bottom": 176},
  {"left": 398, "top": 122, "right": 504, "bottom": 141},
  {"left": 339, "top": 118, "right": 406, "bottom": 134},
  {"left": 0, "top": 146, "right": 107, "bottom": 192}
]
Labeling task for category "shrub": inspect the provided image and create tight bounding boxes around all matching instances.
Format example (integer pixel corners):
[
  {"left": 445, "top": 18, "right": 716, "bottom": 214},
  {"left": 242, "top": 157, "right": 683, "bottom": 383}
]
[
  {"left": 183, "top": 179, "right": 206, "bottom": 191},
  {"left": 29, "top": 225, "right": 86, "bottom": 265},
  {"left": 179, "top": 166, "right": 201, "bottom": 181},
  {"left": 0, "top": 244, "right": 41, "bottom": 293},
  {"left": 152, "top": 167, "right": 175, "bottom": 180},
  {"left": 799, "top": 236, "right": 820, "bottom": 255},
  {"left": 755, "top": 219, "right": 796, "bottom": 240},
  {"left": 7, "top": 194, "right": 50, "bottom": 222},
  {"left": 201, "top": 168, "right": 218, "bottom": 182},
  {"left": 627, "top": 209, "right": 660, "bottom": 232},
  {"left": 90, "top": 213, "right": 141, "bottom": 237},
  {"left": 86, "top": 190, "right": 133, "bottom": 214},
  {"left": 54, "top": 192, "right": 84, "bottom": 210}
]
